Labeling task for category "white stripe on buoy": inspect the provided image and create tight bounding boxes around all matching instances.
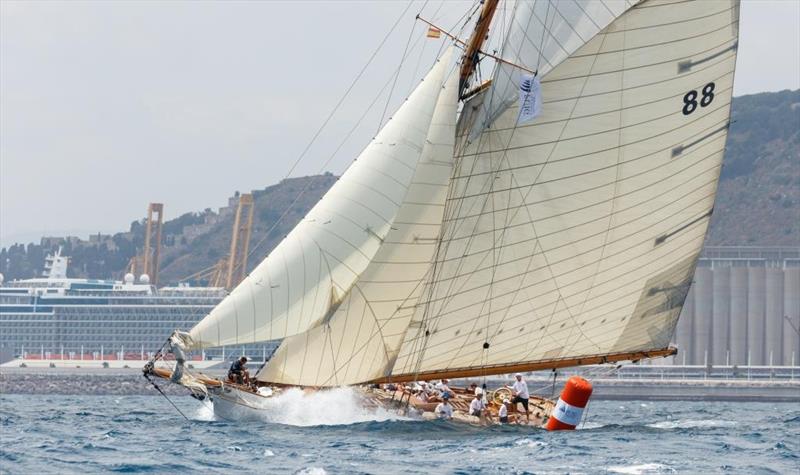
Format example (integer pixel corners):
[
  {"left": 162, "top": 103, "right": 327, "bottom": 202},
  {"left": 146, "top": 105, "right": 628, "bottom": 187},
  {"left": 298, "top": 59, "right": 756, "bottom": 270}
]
[{"left": 553, "top": 398, "right": 584, "bottom": 426}]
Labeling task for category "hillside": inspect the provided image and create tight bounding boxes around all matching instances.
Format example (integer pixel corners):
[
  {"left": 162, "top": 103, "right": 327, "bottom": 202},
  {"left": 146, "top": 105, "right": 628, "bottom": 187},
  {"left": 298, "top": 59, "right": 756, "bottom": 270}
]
[
  {"left": 157, "top": 174, "right": 338, "bottom": 284},
  {"left": 0, "top": 174, "right": 338, "bottom": 285},
  {"left": 706, "top": 89, "right": 800, "bottom": 245},
  {"left": 1, "top": 89, "right": 798, "bottom": 284}
]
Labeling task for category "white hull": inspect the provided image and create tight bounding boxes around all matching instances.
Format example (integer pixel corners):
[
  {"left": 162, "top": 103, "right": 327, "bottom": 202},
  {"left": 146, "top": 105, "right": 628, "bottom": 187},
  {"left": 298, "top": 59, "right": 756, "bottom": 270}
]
[{"left": 209, "top": 385, "right": 274, "bottom": 422}]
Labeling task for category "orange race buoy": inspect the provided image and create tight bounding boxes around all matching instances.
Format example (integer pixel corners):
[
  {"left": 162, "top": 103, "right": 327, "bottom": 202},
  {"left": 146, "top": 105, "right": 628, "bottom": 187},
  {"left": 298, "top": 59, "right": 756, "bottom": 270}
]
[{"left": 545, "top": 376, "right": 593, "bottom": 431}]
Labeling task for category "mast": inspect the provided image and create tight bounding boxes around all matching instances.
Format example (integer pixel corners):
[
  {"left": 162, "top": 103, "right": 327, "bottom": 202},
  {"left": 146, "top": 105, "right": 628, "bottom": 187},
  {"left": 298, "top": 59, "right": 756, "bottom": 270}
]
[{"left": 459, "top": 0, "right": 500, "bottom": 98}]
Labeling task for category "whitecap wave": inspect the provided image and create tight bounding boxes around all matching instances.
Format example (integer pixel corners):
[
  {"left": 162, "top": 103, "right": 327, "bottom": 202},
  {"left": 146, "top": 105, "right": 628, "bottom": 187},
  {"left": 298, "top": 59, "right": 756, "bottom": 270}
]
[
  {"left": 578, "top": 421, "right": 605, "bottom": 430},
  {"left": 296, "top": 468, "right": 328, "bottom": 475},
  {"left": 607, "top": 463, "right": 672, "bottom": 474},
  {"left": 647, "top": 419, "right": 736, "bottom": 430},
  {"left": 514, "top": 438, "right": 548, "bottom": 448}
]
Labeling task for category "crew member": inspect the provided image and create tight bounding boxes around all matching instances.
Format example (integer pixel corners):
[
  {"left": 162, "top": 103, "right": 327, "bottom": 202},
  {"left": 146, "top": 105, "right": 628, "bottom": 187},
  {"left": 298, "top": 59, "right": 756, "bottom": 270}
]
[
  {"left": 469, "top": 393, "right": 485, "bottom": 418},
  {"left": 436, "top": 379, "right": 452, "bottom": 399},
  {"left": 498, "top": 399, "right": 510, "bottom": 424},
  {"left": 507, "top": 372, "right": 530, "bottom": 421},
  {"left": 228, "top": 356, "right": 250, "bottom": 385},
  {"left": 435, "top": 394, "right": 453, "bottom": 420}
]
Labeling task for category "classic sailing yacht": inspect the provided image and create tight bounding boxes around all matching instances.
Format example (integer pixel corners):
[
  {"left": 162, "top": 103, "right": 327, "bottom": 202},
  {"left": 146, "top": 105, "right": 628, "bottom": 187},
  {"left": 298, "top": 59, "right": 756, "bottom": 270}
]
[{"left": 146, "top": 0, "right": 741, "bottom": 425}]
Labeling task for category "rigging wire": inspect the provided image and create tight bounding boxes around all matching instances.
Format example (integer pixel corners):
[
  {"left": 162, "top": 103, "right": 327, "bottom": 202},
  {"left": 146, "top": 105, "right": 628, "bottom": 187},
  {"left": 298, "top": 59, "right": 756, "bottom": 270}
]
[
  {"left": 146, "top": 373, "right": 191, "bottom": 422},
  {"left": 376, "top": 0, "right": 430, "bottom": 134},
  {"left": 239, "top": 0, "right": 417, "bottom": 265},
  {"left": 242, "top": 0, "right": 476, "bottom": 271}
]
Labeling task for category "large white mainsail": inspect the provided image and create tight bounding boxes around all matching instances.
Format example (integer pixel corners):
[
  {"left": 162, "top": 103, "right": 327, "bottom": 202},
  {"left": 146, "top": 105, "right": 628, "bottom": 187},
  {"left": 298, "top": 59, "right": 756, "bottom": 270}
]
[
  {"left": 187, "top": 48, "right": 456, "bottom": 349},
  {"left": 389, "top": 0, "right": 741, "bottom": 380},
  {"left": 257, "top": 48, "right": 459, "bottom": 386}
]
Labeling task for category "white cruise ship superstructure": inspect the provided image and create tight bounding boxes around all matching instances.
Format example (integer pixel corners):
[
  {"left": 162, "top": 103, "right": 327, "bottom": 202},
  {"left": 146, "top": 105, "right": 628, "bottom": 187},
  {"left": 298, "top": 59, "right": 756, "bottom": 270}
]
[{"left": 0, "top": 249, "right": 269, "bottom": 362}]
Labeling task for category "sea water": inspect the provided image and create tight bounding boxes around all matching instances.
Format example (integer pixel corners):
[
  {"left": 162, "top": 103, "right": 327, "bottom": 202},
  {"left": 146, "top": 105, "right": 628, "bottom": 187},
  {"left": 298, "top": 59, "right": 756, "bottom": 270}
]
[{"left": 1, "top": 392, "right": 798, "bottom": 474}]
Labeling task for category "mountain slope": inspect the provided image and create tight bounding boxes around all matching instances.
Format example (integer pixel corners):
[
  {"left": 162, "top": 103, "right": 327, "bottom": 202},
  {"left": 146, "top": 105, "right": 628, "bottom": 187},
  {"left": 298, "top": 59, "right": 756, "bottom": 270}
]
[{"left": 706, "top": 89, "right": 800, "bottom": 245}]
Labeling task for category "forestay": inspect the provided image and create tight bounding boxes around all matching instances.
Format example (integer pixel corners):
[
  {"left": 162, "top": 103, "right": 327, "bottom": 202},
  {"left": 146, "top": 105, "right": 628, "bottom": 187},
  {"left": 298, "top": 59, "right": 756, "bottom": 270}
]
[
  {"left": 258, "top": 49, "right": 459, "bottom": 386},
  {"left": 391, "top": 0, "right": 741, "bottom": 379},
  {"left": 188, "top": 48, "right": 456, "bottom": 350}
]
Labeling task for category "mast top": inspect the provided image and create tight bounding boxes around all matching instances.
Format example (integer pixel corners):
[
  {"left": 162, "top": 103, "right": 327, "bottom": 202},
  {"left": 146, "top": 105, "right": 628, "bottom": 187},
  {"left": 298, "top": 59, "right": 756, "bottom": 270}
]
[{"left": 459, "top": 0, "right": 500, "bottom": 98}]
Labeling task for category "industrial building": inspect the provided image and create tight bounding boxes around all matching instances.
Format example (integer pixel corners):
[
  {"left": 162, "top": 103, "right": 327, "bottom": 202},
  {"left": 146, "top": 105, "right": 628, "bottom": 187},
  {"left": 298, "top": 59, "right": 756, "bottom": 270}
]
[{"left": 669, "top": 246, "right": 800, "bottom": 367}]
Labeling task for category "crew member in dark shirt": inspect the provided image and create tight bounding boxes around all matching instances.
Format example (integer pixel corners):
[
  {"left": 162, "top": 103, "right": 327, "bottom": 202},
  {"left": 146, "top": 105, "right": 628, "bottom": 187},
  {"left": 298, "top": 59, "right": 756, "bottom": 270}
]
[{"left": 228, "top": 356, "right": 249, "bottom": 385}]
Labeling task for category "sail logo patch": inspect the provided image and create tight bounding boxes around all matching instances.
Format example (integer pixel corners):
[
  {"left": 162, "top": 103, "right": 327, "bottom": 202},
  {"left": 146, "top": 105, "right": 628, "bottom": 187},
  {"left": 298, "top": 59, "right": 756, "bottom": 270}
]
[{"left": 517, "top": 74, "right": 542, "bottom": 125}]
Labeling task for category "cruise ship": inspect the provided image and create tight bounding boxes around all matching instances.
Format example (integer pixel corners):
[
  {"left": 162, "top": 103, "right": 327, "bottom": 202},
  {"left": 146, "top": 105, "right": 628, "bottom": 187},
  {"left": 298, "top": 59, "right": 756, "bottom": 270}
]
[{"left": 0, "top": 250, "right": 274, "bottom": 364}]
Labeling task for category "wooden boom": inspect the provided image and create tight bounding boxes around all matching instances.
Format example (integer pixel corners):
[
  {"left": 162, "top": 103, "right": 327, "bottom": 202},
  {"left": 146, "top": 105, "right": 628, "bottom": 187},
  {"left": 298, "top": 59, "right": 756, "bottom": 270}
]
[
  {"left": 459, "top": 0, "right": 500, "bottom": 97},
  {"left": 368, "top": 347, "right": 678, "bottom": 384}
]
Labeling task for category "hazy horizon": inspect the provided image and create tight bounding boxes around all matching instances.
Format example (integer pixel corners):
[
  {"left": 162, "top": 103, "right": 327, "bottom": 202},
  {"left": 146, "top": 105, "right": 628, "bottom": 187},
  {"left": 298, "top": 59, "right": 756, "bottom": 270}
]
[{"left": 2, "top": 0, "right": 799, "bottom": 248}]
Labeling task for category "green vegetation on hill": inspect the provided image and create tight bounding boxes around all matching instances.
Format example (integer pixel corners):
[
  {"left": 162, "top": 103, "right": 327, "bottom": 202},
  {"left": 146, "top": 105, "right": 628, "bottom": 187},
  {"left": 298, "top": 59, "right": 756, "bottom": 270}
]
[
  {"left": 707, "top": 89, "right": 800, "bottom": 245},
  {"left": 1, "top": 90, "right": 797, "bottom": 284}
]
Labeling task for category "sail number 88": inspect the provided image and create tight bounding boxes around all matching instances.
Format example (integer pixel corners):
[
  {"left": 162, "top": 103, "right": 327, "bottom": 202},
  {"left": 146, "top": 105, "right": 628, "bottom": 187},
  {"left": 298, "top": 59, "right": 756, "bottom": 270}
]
[{"left": 682, "top": 82, "right": 715, "bottom": 115}]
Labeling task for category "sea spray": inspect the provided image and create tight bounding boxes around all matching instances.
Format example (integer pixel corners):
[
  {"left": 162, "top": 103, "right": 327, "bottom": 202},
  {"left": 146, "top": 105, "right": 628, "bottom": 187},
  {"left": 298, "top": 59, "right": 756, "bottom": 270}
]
[
  {"left": 193, "top": 401, "right": 216, "bottom": 422},
  {"left": 221, "top": 386, "right": 407, "bottom": 426}
]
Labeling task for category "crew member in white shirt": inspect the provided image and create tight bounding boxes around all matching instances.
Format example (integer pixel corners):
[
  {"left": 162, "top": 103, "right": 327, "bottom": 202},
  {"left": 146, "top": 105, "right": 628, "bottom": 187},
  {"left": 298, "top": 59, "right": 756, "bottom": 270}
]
[
  {"left": 435, "top": 394, "right": 453, "bottom": 420},
  {"left": 506, "top": 372, "right": 530, "bottom": 422},
  {"left": 468, "top": 393, "right": 485, "bottom": 419},
  {"left": 498, "top": 399, "right": 511, "bottom": 424}
]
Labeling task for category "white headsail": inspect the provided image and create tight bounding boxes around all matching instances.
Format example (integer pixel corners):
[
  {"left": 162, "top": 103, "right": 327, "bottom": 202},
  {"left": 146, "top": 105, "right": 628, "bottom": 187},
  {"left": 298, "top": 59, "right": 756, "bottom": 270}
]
[
  {"left": 257, "top": 48, "right": 459, "bottom": 386},
  {"left": 390, "top": 0, "right": 741, "bottom": 380},
  {"left": 188, "top": 48, "right": 456, "bottom": 349}
]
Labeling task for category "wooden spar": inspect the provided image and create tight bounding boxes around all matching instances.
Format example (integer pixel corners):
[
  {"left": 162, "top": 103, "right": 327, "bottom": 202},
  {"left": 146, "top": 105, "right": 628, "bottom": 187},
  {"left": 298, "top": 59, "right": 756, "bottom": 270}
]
[
  {"left": 367, "top": 347, "right": 678, "bottom": 384},
  {"left": 416, "top": 15, "right": 536, "bottom": 79},
  {"left": 150, "top": 366, "right": 222, "bottom": 387},
  {"left": 415, "top": 15, "right": 467, "bottom": 47},
  {"left": 461, "top": 79, "right": 492, "bottom": 101},
  {"left": 459, "top": 0, "right": 500, "bottom": 97}
]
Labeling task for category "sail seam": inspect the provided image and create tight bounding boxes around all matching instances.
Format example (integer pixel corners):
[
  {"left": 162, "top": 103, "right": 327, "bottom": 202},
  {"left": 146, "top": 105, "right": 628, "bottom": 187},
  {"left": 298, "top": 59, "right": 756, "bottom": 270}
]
[
  {"left": 470, "top": 64, "right": 734, "bottom": 135},
  {"left": 455, "top": 91, "right": 733, "bottom": 162},
  {"left": 404, "top": 234, "right": 706, "bottom": 365},
  {"left": 408, "top": 173, "right": 719, "bottom": 332},
  {"left": 442, "top": 134, "right": 726, "bottom": 232},
  {"left": 567, "top": 8, "right": 735, "bottom": 58},
  {"left": 541, "top": 35, "right": 738, "bottom": 89},
  {"left": 417, "top": 170, "right": 720, "bottom": 312}
]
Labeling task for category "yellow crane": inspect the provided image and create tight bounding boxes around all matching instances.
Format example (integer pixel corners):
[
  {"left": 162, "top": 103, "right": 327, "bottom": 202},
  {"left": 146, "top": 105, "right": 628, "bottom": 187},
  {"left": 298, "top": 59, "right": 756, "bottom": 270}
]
[{"left": 177, "top": 193, "right": 255, "bottom": 290}]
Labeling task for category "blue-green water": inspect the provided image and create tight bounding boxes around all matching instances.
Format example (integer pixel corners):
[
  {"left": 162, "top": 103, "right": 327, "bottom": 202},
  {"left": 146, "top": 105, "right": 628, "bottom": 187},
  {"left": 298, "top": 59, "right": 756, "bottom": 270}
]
[{"left": 1, "top": 394, "right": 798, "bottom": 474}]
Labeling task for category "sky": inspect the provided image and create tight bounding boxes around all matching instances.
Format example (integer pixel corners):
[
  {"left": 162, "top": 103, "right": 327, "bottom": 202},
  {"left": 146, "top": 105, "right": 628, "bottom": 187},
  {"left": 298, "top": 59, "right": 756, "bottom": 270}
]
[{"left": 1, "top": 0, "right": 799, "bottom": 248}]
